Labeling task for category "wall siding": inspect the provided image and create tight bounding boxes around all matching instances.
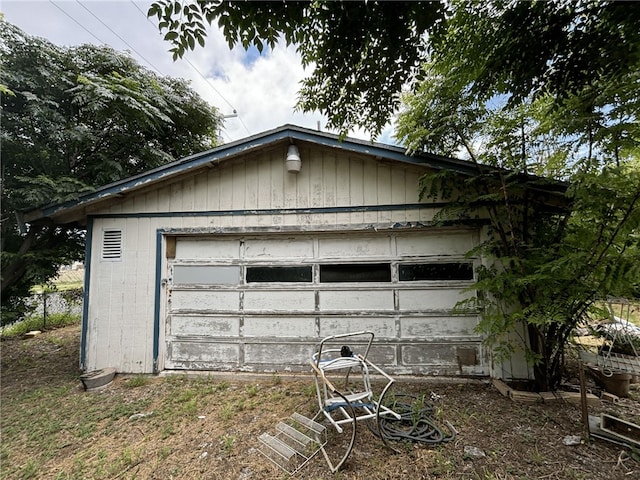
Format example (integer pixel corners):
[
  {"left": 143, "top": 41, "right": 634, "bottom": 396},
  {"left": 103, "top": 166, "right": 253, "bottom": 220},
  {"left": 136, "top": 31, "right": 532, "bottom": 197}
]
[
  {"left": 83, "top": 144, "right": 525, "bottom": 378},
  {"left": 95, "top": 147, "right": 432, "bottom": 217}
]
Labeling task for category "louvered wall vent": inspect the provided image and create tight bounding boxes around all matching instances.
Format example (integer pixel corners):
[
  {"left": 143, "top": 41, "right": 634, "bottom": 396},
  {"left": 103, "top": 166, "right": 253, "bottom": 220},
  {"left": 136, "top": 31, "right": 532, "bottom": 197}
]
[{"left": 102, "top": 229, "right": 122, "bottom": 261}]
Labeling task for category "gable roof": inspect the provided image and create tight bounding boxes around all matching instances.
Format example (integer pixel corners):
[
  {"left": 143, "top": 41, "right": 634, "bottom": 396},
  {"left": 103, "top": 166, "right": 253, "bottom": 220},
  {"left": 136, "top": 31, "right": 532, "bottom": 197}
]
[{"left": 24, "top": 124, "right": 565, "bottom": 225}]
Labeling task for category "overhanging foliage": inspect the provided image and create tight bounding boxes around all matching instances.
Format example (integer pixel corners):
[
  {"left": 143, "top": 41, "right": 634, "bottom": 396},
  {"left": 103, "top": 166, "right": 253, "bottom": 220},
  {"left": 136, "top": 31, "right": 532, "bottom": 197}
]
[{"left": 0, "top": 20, "right": 222, "bottom": 324}]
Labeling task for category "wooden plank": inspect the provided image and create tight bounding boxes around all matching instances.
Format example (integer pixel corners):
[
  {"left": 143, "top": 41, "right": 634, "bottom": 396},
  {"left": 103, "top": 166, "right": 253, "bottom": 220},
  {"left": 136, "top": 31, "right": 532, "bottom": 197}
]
[
  {"left": 556, "top": 391, "right": 600, "bottom": 407},
  {"left": 539, "top": 391, "right": 560, "bottom": 403},
  {"left": 509, "top": 391, "right": 542, "bottom": 403},
  {"left": 492, "top": 379, "right": 512, "bottom": 398},
  {"left": 309, "top": 361, "right": 338, "bottom": 394},
  {"left": 165, "top": 236, "right": 176, "bottom": 259},
  {"left": 601, "top": 414, "right": 640, "bottom": 448}
]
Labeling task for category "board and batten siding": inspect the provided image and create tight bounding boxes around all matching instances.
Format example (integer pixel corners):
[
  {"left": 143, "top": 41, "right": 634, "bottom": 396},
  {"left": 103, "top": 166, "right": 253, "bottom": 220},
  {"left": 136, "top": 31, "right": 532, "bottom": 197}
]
[
  {"left": 82, "top": 143, "right": 500, "bottom": 376},
  {"left": 90, "top": 146, "right": 437, "bottom": 219}
]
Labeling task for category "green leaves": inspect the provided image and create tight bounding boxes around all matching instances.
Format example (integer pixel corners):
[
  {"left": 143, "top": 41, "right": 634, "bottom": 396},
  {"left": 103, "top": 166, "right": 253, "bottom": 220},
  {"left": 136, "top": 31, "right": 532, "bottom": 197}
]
[
  {"left": 147, "top": 1, "right": 640, "bottom": 143},
  {"left": 13, "top": 175, "right": 94, "bottom": 209},
  {"left": 148, "top": 0, "right": 443, "bottom": 138},
  {"left": 0, "top": 20, "right": 222, "bottom": 317},
  {"left": 403, "top": 57, "right": 640, "bottom": 388}
]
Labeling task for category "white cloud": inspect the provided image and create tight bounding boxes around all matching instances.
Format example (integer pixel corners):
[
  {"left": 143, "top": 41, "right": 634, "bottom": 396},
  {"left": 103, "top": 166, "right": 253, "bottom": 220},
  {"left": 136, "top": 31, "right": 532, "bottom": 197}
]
[
  {"left": 188, "top": 37, "right": 323, "bottom": 142},
  {"left": 1, "top": 0, "right": 394, "bottom": 145}
]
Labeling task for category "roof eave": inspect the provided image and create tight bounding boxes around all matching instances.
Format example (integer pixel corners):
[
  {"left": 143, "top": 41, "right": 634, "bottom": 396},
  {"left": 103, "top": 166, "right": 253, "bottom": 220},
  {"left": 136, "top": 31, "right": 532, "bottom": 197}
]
[{"left": 24, "top": 124, "right": 555, "bottom": 224}]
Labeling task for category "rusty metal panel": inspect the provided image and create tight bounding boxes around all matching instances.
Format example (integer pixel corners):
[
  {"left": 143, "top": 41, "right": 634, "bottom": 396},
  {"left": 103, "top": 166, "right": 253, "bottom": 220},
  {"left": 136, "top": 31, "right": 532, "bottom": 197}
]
[
  {"left": 243, "top": 317, "right": 317, "bottom": 337},
  {"left": 170, "top": 290, "right": 240, "bottom": 311},
  {"left": 169, "top": 315, "right": 240, "bottom": 336},
  {"left": 319, "top": 290, "right": 394, "bottom": 311}
]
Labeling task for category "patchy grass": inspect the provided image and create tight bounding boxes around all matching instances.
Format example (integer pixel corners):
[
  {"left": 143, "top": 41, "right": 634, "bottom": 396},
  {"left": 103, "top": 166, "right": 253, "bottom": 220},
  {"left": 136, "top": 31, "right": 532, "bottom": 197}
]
[
  {"left": 0, "top": 312, "right": 80, "bottom": 338},
  {"left": 2, "top": 325, "right": 640, "bottom": 479}
]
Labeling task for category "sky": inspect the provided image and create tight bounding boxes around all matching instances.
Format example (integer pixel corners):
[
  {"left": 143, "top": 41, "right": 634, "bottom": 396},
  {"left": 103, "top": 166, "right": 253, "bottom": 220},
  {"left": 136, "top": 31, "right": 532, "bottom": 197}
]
[{"left": 1, "top": 0, "right": 395, "bottom": 145}]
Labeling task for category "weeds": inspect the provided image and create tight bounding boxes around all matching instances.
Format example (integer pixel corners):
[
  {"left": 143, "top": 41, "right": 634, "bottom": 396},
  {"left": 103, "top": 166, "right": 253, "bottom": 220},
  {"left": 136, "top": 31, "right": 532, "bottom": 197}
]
[
  {"left": 221, "top": 434, "right": 236, "bottom": 455},
  {"left": 219, "top": 403, "right": 235, "bottom": 421},
  {"left": 3, "top": 326, "right": 639, "bottom": 480},
  {"left": 127, "top": 374, "right": 150, "bottom": 388},
  {"left": 1, "top": 312, "right": 80, "bottom": 338},
  {"left": 20, "top": 459, "right": 39, "bottom": 479},
  {"left": 528, "top": 446, "right": 545, "bottom": 465}
]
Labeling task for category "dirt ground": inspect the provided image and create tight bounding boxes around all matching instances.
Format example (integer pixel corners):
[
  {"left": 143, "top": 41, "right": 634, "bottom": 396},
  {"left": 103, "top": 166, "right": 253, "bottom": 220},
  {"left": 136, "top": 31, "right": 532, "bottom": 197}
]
[{"left": 2, "top": 325, "right": 640, "bottom": 480}]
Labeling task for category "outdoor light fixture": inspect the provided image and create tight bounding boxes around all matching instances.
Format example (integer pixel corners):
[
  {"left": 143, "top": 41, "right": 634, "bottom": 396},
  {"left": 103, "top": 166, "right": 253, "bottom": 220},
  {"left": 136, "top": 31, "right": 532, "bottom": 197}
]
[{"left": 286, "top": 144, "right": 301, "bottom": 173}]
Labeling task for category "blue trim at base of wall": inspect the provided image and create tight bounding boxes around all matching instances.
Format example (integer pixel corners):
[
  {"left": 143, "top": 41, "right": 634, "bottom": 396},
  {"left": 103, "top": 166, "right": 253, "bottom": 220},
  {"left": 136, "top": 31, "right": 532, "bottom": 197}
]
[
  {"left": 80, "top": 217, "right": 93, "bottom": 371},
  {"left": 152, "top": 230, "right": 163, "bottom": 373}
]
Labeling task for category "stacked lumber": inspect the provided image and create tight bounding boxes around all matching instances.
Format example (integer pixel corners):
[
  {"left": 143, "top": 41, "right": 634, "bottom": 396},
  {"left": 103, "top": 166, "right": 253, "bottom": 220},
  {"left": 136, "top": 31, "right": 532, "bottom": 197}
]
[{"left": 491, "top": 379, "right": 599, "bottom": 406}]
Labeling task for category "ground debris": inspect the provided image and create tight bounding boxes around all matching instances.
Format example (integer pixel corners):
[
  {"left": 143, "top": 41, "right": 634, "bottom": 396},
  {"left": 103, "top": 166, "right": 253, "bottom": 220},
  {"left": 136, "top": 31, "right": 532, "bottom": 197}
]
[
  {"left": 2, "top": 324, "right": 640, "bottom": 480},
  {"left": 563, "top": 435, "right": 582, "bottom": 446},
  {"left": 128, "top": 411, "right": 153, "bottom": 420},
  {"left": 463, "top": 445, "right": 486, "bottom": 459}
]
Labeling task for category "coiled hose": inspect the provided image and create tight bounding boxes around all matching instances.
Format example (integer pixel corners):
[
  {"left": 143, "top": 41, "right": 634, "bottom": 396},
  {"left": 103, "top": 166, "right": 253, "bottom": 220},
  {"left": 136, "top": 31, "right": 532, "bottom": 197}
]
[{"left": 369, "top": 393, "right": 456, "bottom": 445}]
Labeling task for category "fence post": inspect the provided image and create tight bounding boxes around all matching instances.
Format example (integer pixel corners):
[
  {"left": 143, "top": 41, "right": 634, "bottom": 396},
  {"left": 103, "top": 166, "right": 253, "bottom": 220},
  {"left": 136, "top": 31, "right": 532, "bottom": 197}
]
[{"left": 42, "top": 290, "right": 47, "bottom": 330}]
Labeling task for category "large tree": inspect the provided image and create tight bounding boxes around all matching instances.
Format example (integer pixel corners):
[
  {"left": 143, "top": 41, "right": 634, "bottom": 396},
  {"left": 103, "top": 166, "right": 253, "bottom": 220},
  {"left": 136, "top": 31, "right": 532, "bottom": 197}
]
[
  {"left": 149, "top": 0, "right": 640, "bottom": 138},
  {"left": 149, "top": 0, "right": 444, "bottom": 137},
  {"left": 395, "top": 1, "right": 640, "bottom": 390},
  {"left": 0, "top": 20, "right": 222, "bottom": 324},
  {"left": 149, "top": 1, "right": 640, "bottom": 390},
  {"left": 397, "top": 88, "right": 640, "bottom": 389}
]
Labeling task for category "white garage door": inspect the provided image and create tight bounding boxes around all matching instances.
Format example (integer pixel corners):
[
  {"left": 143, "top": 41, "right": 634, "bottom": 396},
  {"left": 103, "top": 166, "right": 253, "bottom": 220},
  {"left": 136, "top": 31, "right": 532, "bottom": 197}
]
[{"left": 164, "top": 231, "right": 487, "bottom": 376}]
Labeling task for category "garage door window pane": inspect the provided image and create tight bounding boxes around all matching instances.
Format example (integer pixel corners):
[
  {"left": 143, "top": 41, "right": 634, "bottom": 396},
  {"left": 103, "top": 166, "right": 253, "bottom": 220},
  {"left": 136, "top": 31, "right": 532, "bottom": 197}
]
[
  {"left": 246, "top": 266, "right": 312, "bottom": 283},
  {"left": 399, "top": 263, "right": 473, "bottom": 281},
  {"left": 173, "top": 265, "right": 240, "bottom": 285},
  {"left": 320, "top": 263, "right": 391, "bottom": 283}
]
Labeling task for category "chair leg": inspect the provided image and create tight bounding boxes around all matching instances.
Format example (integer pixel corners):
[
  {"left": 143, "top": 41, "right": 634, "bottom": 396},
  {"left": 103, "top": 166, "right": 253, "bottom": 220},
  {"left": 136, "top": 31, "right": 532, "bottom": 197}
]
[{"left": 315, "top": 390, "right": 357, "bottom": 473}]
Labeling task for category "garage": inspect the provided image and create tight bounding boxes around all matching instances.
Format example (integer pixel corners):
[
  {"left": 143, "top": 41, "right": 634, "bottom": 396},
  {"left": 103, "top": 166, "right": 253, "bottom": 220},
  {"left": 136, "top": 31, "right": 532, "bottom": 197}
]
[
  {"left": 27, "top": 125, "right": 529, "bottom": 379},
  {"left": 164, "top": 230, "right": 486, "bottom": 375}
]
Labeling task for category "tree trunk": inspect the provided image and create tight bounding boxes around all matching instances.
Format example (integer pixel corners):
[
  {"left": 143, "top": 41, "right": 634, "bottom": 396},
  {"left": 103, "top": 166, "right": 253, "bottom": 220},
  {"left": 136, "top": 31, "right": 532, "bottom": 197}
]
[{"left": 1, "top": 224, "right": 42, "bottom": 294}]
